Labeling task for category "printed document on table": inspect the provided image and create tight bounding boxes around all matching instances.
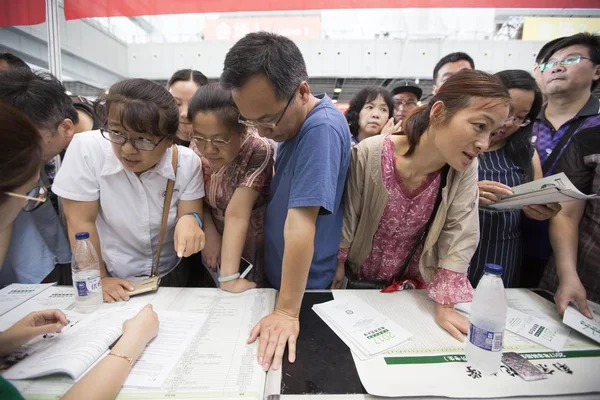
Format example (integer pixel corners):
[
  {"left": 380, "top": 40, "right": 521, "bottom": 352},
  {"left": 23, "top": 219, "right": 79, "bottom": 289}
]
[
  {"left": 11, "top": 288, "right": 279, "bottom": 398},
  {"left": 341, "top": 289, "right": 600, "bottom": 399},
  {"left": 488, "top": 172, "right": 599, "bottom": 210},
  {"left": 0, "top": 283, "right": 55, "bottom": 317},
  {"left": 455, "top": 301, "right": 570, "bottom": 351},
  {"left": 313, "top": 295, "right": 412, "bottom": 359},
  {"left": 563, "top": 300, "right": 600, "bottom": 344},
  {"left": 3, "top": 306, "right": 141, "bottom": 380},
  {"left": 0, "top": 286, "right": 77, "bottom": 331},
  {"left": 123, "top": 311, "right": 207, "bottom": 388}
]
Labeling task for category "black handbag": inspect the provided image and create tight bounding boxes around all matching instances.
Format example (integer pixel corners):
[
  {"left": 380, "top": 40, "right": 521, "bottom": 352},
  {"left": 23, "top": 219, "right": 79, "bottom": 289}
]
[{"left": 345, "top": 165, "right": 449, "bottom": 290}]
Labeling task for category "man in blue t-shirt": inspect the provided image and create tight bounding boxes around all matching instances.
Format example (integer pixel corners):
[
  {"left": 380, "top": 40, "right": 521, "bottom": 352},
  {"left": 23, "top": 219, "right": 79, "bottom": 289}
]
[{"left": 220, "top": 32, "right": 351, "bottom": 372}]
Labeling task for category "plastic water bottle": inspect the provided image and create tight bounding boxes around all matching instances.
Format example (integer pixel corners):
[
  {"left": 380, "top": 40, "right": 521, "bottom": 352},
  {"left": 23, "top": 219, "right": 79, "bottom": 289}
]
[
  {"left": 72, "top": 232, "right": 103, "bottom": 313},
  {"left": 465, "top": 263, "right": 507, "bottom": 375}
]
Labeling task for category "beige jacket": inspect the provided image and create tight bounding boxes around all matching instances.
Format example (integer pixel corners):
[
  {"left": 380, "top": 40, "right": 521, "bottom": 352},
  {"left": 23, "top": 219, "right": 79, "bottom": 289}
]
[{"left": 340, "top": 135, "right": 480, "bottom": 282}]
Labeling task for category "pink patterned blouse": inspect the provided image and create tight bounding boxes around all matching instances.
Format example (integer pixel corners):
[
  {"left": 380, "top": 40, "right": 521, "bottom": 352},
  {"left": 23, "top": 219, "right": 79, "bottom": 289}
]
[
  {"left": 339, "top": 136, "right": 473, "bottom": 305},
  {"left": 193, "top": 131, "right": 274, "bottom": 286}
]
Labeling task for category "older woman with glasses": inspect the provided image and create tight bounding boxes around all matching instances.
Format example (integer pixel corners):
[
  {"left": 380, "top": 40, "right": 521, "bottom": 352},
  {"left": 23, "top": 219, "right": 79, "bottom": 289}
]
[
  {"left": 52, "top": 79, "right": 206, "bottom": 302},
  {"left": 188, "top": 83, "right": 274, "bottom": 290},
  {"left": 468, "top": 70, "right": 561, "bottom": 288}
]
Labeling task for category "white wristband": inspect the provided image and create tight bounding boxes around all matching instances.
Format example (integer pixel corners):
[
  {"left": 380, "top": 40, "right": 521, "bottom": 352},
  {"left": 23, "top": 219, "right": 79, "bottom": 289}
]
[{"left": 218, "top": 273, "right": 240, "bottom": 283}]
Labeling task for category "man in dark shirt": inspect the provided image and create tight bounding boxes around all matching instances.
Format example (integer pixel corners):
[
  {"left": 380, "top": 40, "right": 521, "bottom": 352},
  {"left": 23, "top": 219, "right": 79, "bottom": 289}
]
[{"left": 521, "top": 32, "right": 600, "bottom": 289}]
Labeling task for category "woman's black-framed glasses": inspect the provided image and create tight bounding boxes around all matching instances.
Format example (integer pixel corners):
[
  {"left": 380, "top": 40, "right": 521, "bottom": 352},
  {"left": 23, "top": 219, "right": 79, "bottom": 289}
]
[
  {"left": 5, "top": 185, "right": 48, "bottom": 212},
  {"left": 100, "top": 127, "right": 167, "bottom": 151},
  {"left": 238, "top": 90, "right": 296, "bottom": 129}
]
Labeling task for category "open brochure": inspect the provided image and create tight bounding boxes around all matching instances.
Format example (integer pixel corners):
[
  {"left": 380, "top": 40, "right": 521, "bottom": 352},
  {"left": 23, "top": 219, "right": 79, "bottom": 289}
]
[
  {"left": 4, "top": 287, "right": 281, "bottom": 399},
  {"left": 488, "top": 173, "right": 600, "bottom": 210},
  {"left": 3, "top": 306, "right": 143, "bottom": 380}
]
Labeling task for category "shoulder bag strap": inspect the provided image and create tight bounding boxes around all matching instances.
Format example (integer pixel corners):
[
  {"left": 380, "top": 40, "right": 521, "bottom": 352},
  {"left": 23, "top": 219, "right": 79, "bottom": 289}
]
[{"left": 152, "top": 144, "right": 178, "bottom": 277}]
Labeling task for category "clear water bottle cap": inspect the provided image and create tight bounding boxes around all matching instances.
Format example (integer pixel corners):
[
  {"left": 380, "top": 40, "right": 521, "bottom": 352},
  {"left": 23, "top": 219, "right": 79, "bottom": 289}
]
[
  {"left": 75, "top": 232, "right": 90, "bottom": 240},
  {"left": 484, "top": 263, "right": 503, "bottom": 275}
]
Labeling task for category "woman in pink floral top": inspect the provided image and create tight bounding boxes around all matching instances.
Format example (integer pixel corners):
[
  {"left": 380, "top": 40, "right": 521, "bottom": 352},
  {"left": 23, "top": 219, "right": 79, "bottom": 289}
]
[
  {"left": 335, "top": 70, "right": 511, "bottom": 341},
  {"left": 189, "top": 83, "right": 274, "bottom": 289}
]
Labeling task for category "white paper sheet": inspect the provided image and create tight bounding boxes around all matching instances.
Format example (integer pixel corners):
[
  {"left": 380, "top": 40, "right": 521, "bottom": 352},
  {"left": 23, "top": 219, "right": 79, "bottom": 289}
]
[
  {"left": 0, "top": 286, "right": 77, "bottom": 331},
  {"left": 0, "top": 283, "right": 55, "bottom": 317},
  {"left": 339, "top": 289, "right": 600, "bottom": 398},
  {"left": 313, "top": 295, "right": 411, "bottom": 359},
  {"left": 488, "top": 173, "right": 599, "bottom": 210},
  {"left": 456, "top": 300, "right": 570, "bottom": 351},
  {"left": 563, "top": 300, "right": 600, "bottom": 344},
  {"left": 123, "top": 311, "right": 207, "bottom": 387},
  {"left": 12, "top": 288, "right": 278, "bottom": 399}
]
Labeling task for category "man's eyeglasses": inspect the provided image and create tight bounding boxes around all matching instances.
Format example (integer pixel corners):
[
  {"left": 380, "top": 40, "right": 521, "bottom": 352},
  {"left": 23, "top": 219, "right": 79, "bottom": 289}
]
[
  {"left": 191, "top": 136, "right": 231, "bottom": 148},
  {"left": 394, "top": 100, "right": 418, "bottom": 109},
  {"left": 505, "top": 115, "right": 531, "bottom": 127},
  {"left": 6, "top": 185, "right": 48, "bottom": 212},
  {"left": 100, "top": 127, "right": 167, "bottom": 151},
  {"left": 238, "top": 90, "right": 296, "bottom": 129},
  {"left": 539, "top": 55, "right": 592, "bottom": 72}
]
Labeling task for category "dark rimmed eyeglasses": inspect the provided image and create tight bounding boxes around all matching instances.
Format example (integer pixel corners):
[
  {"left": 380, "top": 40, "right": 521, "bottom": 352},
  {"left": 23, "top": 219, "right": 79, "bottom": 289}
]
[
  {"left": 237, "top": 90, "right": 296, "bottom": 129},
  {"left": 100, "top": 127, "right": 167, "bottom": 151}
]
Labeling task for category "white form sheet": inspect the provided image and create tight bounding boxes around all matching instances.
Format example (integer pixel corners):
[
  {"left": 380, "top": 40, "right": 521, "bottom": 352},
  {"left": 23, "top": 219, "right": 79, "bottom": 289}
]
[
  {"left": 563, "top": 300, "right": 600, "bottom": 344},
  {"left": 336, "top": 289, "right": 600, "bottom": 398},
  {"left": 0, "top": 283, "right": 55, "bottom": 317},
  {"left": 0, "top": 286, "right": 77, "bottom": 331},
  {"left": 13, "top": 287, "right": 278, "bottom": 399},
  {"left": 124, "top": 310, "right": 207, "bottom": 388}
]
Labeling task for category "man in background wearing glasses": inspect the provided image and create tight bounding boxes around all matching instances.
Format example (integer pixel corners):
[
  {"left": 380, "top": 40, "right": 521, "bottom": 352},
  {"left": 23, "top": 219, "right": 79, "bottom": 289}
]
[
  {"left": 522, "top": 32, "right": 600, "bottom": 302},
  {"left": 0, "top": 69, "right": 77, "bottom": 287},
  {"left": 220, "top": 32, "right": 351, "bottom": 373}
]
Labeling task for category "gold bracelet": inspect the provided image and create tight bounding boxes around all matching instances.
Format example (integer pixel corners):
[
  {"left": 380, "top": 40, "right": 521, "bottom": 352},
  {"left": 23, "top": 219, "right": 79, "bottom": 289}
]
[{"left": 108, "top": 351, "right": 134, "bottom": 365}]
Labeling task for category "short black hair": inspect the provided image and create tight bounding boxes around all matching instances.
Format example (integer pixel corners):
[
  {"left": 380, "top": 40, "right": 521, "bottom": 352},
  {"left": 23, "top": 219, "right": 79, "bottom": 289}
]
[
  {"left": 0, "top": 69, "right": 78, "bottom": 132},
  {"left": 345, "top": 86, "right": 393, "bottom": 137},
  {"left": 495, "top": 69, "right": 543, "bottom": 182},
  {"left": 541, "top": 32, "right": 600, "bottom": 91},
  {"left": 100, "top": 78, "right": 179, "bottom": 138},
  {"left": 221, "top": 32, "right": 308, "bottom": 101},
  {"left": 188, "top": 82, "right": 244, "bottom": 135},
  {"left": 0, "top": 52, "right": 31, "bottom": 71},
  {"left": 535, "top": 37, "right": 565, "bottom": 64},
  {"left": 432, "top": 52, "right": 475, "bottom": 84},
  {"left": 167, "top": 69, "right": 208, "bottom": 88}
]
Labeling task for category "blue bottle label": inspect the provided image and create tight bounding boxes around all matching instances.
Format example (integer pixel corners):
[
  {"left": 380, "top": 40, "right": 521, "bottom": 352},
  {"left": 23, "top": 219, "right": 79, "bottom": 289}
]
[
  {"left": 469, "top": 323, "right": 503, "bottom": 352},
  {"left": 75, "top": 277, "right": 101, "bottom": 296},
  {"left": 75, "top": 281, "right": 88, "bottom": 296}
]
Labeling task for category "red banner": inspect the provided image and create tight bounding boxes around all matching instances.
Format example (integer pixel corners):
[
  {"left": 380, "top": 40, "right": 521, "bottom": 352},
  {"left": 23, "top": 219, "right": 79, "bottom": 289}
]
[
  {"left": 64, "top": 0, "right": 600, "bottom": 20},
  {"left": 0, "top": 0, "right": 45, "bottom": 27}
]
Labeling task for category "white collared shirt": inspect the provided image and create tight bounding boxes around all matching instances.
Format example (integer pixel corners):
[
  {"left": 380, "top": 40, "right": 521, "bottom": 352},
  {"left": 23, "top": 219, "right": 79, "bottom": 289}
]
[{"left": 53, "top": 130, "right": 205, "bottom": 281}]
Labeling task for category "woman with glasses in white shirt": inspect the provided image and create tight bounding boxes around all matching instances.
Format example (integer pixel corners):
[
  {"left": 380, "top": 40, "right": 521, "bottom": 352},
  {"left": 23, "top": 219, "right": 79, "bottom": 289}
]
[
  {"left": 53, "top": 79, "right": 206, "bottom": 302},
  {"left": 0, "top": 101, "right": 161, "bottom": 400}
]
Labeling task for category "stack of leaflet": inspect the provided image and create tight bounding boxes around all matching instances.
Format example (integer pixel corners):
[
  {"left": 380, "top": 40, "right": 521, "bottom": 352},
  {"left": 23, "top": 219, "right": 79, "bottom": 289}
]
[{"left": 312, "top": 294, "right": 412, "bottom": 360}]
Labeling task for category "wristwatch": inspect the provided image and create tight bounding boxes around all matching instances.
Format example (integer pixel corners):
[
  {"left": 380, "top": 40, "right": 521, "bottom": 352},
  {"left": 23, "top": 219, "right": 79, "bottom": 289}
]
[{"left": 184, "top": 212, "right": 203, "bottom": 229}]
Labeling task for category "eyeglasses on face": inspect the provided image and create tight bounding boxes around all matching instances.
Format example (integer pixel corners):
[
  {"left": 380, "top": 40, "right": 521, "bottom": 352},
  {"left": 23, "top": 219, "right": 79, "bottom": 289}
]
[
  {"left": 505, "top": 115, "right": 531, "bottom": 127},
  {"left": 100, "top": 127, "right": 167, "bottom": 151},
  {"left": 394, "top": 100, "right": 418, "bottom": 109},
  {"left": 191, "top": 136, "right": 231, "bottom": 148},
  {"left": 539, "top": 55, "right": 592, "bottom": 72},
  {"left": 238, "top": 90, "right": 297, "bottom": 129},
  {"left": 5, "top": 185, "right": 48, "bottom": 212}
]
